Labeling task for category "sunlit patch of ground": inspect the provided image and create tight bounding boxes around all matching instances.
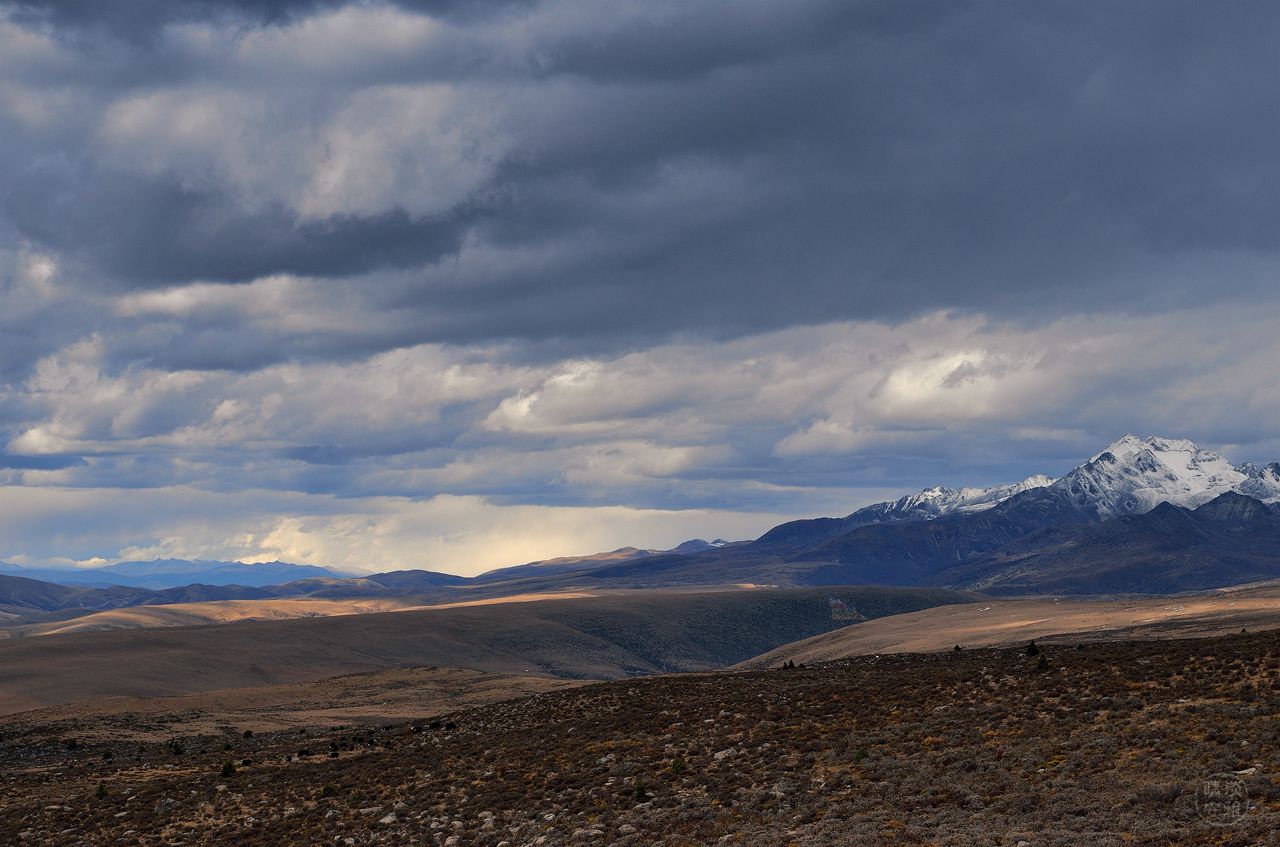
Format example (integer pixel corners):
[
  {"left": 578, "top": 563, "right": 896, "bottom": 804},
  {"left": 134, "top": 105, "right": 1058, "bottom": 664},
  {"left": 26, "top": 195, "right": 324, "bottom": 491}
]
[{"left": 743, "top": 584, "right": 1280, "bottom": 667}]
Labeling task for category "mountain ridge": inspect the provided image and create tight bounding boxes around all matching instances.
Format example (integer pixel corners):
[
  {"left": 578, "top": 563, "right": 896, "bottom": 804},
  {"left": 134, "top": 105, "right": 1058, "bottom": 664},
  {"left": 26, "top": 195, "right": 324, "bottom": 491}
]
[
  {"left": 6, "top": 434, "right": 1280, "bottom": 608},
  {"left": 0, "top": 560, "right": 352, "bottom": 591}
]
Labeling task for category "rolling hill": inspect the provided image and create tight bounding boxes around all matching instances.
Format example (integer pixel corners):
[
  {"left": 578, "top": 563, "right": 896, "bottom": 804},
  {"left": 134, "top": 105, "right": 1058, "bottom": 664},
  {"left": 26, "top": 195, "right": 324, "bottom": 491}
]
[
  {"left": 739, "top": 583, "right": 1280, "bottom": 667},
  {"left": 0, "top": 585, "right": 974, "bottom": 713}
]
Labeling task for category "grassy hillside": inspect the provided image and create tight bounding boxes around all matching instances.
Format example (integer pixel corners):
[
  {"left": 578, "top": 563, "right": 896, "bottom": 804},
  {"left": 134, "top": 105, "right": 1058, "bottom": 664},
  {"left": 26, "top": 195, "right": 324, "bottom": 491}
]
[
  {"left": 739, "top": 584, "right": 1280, "bottom": 668},
  {"left": 0, "top": 586, "right": 973, "bottom": 713}
]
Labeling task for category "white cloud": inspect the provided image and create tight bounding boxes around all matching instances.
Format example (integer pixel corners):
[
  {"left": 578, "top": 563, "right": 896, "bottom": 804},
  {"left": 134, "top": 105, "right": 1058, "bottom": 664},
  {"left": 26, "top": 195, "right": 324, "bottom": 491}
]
[
  {"left": 297, "top": 83, "right": 510, "bottom": 219},
  {"left": 97, "top": 77, "right": 510, "bottom": 220},
  {"left": 8, "top": 292, "right": 1280, "bottom": 569}
]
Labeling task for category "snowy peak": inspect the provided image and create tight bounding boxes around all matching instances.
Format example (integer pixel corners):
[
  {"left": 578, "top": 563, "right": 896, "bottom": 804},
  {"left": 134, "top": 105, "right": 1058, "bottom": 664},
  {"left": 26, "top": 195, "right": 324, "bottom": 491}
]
[
  {"left": 1089, "top": 433, "right": 1146, "bottom": 463},
  {"left": 876, "top": 474, "right": 1055, "bottom": 521},
  {"left": 1239, "top": 462, "right": 1280, "bottom": 502},
  {"left": 827, "top": 435, "right": 1278, "bottom": 536},
  {"left": 1059, "top": 435, "right": 1250, "bottom": 519}
]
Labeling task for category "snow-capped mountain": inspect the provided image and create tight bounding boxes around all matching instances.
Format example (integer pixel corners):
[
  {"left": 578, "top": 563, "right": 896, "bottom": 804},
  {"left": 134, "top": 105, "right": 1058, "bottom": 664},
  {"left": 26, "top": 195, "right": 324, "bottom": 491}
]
[
  {"left": 753, "top": 473, "right": 1056, "bottom": 548},
  {"left": 1238, "top": 461, "right": 1280, "bottom": 502},
  {"left": 1050, "top": 434, "right": 1274, "bottom": 519},
  {"left": 868, "top": 474, "right": 1056, "bottom": 521},
  {"left": 757, "top": 434, "right": 1279, "bottom": 553},
  {"left": 840, "top": 434, "right": 1280, "bottom": 527}
]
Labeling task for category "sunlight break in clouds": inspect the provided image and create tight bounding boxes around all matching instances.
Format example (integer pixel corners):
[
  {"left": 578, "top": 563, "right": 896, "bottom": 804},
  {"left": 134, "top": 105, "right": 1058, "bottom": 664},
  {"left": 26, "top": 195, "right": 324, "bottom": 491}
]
[{"left": 0, "top": 487, "right": 792, "bottom": 576}]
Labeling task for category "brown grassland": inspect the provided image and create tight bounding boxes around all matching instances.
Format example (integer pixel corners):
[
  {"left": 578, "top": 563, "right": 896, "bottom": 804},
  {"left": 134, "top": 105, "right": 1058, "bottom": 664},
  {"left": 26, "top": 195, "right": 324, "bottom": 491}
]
[{"left": 3, "top": 629, "right": 1280, "bottom": 845}]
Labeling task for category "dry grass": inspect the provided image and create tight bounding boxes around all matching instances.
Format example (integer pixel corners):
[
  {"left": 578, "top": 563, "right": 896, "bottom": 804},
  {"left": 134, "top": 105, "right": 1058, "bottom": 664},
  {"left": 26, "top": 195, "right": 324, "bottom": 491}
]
[
  {"left": 3, "top": 629, "right": 1279, "bottom": 845},
  {"left": 742, "top": 583, "right": 1280, "bottom": 667},
  {"left": 0, "top": 586, "right": 969, "bottom": 714}
]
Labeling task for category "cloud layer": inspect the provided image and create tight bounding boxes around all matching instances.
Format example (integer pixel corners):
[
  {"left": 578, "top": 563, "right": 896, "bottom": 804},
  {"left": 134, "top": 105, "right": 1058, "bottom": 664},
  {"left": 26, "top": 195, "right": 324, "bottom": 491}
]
[{"left": 1, "top": 1, "right": 1279, "bottom": 571}]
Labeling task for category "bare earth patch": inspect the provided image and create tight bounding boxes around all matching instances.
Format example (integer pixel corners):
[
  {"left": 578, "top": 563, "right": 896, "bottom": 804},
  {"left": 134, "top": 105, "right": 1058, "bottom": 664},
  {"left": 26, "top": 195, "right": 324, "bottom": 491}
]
[{"left": 3, "top": 666, "right": 587, "bottom": 742}]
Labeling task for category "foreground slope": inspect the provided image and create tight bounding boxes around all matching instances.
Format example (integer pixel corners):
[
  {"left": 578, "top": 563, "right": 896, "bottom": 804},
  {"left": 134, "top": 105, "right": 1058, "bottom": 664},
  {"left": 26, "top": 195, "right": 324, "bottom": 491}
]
[
  {"left": 3, "top": 630, "right": 1277, "bottom": 845},
  {"left": 0, "top": 586, "right": 972, "bottom": 714}
]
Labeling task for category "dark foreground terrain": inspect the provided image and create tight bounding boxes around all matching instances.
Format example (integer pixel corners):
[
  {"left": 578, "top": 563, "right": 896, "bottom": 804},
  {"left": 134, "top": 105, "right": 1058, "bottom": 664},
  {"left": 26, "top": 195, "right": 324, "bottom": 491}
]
[{"left": 3, "top": 631, "right": 1280, "bottom": 846}]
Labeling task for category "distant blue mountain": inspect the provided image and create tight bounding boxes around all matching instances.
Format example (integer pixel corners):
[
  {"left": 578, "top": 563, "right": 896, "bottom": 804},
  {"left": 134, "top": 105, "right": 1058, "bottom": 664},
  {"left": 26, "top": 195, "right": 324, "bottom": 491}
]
[
  {"left": 0, "top": 559, "right": 353, "bottom": 590},
  {"left": 0, "top": 565, "right": 123, "bottom": 589}
]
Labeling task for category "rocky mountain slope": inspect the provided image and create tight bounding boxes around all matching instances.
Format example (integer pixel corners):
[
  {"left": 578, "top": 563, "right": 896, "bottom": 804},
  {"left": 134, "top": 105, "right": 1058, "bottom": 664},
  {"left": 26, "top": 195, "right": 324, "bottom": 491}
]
[
  {"left": 755, "top": 474, "right": 1054, "bottom": 548},
  {"left": 924, "top": 491, "right": 1280, "bottom": 594},
  {"left": 1052, "top": 435, "right": 1265, "bottom": 518}
]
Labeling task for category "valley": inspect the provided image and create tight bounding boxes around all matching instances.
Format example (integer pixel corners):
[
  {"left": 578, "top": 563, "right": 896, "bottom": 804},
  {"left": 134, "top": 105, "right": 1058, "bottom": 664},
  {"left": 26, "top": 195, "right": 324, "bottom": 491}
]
[{"left": 0, "top": 586, "right": 973, "bottom": 714}]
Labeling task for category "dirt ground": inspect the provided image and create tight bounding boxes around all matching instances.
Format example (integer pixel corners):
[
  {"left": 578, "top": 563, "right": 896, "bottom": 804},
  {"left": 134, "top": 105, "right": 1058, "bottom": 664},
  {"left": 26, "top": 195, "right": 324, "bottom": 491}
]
[
  {"left": 4, "top": 630, "right": 1280, "bottom": 846},
  {"left": 1, "top": 666, "right": 588, "bottom": 742}
]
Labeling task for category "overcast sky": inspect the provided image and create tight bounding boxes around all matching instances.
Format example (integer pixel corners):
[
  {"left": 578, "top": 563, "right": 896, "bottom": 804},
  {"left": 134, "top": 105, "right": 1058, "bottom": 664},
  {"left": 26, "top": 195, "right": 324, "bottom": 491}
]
[{"left": 2, "top": 0, "right": 1280, "bottom": 574}]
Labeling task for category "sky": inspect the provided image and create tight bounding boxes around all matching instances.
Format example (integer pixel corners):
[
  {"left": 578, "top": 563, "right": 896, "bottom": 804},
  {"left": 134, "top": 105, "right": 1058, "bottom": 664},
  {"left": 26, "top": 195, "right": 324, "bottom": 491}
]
[{"left": 2, "top": 0, "right": 1280, "bottom": 574}]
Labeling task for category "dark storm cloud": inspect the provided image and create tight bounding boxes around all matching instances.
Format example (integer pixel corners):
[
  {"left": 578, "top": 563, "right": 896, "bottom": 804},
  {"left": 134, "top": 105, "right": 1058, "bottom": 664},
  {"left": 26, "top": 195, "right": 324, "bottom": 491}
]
[
  {"left": 2, "top": 0, "right": 1278, "bottom": 346},
  {"left": 0, "top": 452, "right": 84, "bottom": 470},
  {"left": 4, "top": 161, "right": 473, "bottom": 286},
  {"left": 6, "top": 0, "right": 526, "bottom": 39},
  {"left": 4, "top": 0, "right": 1280, "bottom": 573}
]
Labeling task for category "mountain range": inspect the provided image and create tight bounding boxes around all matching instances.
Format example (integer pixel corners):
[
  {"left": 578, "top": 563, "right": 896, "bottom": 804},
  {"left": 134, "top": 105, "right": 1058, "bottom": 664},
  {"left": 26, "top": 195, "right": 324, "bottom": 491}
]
[
  {"left": 488, "top": 434, "right": 1280, "bottom": 595},
  {"left": 5, "top": 435, "right": 1280, "bottom": 613},
  {"left": 0, "top": 559, "right": 350, "bottom": 590}
]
